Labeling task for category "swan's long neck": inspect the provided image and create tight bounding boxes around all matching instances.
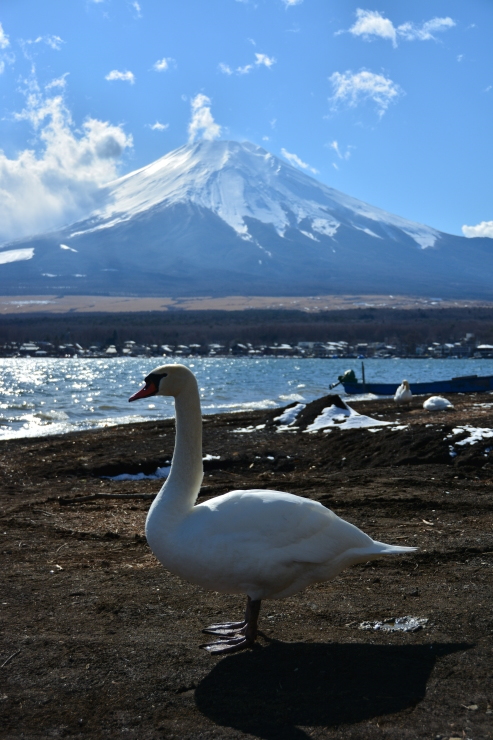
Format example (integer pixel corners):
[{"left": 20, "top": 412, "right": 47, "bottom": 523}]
[{"left": 147, "top": 377, "right": 203, "bottom": 528}]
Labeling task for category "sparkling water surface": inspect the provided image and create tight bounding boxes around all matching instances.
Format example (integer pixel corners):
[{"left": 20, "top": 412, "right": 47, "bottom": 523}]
[{"left": 1, "top": 356, "right": 492, "bottom": 441}]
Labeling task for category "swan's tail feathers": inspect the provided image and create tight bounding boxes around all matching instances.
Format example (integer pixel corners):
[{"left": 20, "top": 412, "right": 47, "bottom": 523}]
[{"left": 372, "top": 540, "right": 418, "bottom": 555}]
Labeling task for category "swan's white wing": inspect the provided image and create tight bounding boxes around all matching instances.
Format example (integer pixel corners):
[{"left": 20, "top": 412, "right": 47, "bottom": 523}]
[{"left": 192, "top": 489, "right": 373, "bottom": 563}]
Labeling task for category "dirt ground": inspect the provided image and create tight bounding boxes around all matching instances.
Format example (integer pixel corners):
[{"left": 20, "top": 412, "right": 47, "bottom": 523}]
[{"left": 1, "top": 392, "right": 493, "bottom": 739}]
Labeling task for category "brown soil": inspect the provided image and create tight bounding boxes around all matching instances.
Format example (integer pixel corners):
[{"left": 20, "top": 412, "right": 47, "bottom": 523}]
[
  {"left": 2, "top": 293, "right": 493, "bottom": 314},
  {"left": 1, "top": 393, "right": 493, "bottom": 739}
]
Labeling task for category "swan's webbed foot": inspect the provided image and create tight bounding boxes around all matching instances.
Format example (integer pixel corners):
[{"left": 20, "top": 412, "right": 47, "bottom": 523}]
[
  {"left": 202, "top": 619, "right": 247, "bottom": 637},
  {"left": 200, "top": 597, "right": 261, "bottom": 654},
  {"left": 200, "top": 634, "right": 254, "bottom": 655}
]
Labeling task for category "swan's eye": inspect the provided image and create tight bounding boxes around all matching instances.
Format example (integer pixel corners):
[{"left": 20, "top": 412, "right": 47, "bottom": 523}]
[{"left": 144, "top": 372, "right": 167, "bottom": 385}]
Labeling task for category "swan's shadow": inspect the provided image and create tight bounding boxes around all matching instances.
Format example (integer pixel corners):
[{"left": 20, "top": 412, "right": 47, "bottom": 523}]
[{"left": 195, "top": 639, "right": 470, "bottom": 740}]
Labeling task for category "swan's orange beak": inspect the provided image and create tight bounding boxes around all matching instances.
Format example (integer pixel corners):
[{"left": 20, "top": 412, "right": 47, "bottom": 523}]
[{"left": 129, "top": 380, "right": 158, "bottom": 402}]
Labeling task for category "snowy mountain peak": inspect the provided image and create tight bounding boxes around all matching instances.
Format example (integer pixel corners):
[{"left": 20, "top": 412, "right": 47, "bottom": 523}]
[
  {"left": 75, "top": 139, "right": 439, "bottom": 250},
  {"left": 5, "top": 139, "right": 491, "bottom": 301}
]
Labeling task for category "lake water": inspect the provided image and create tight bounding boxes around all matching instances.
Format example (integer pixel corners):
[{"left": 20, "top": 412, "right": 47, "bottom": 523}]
[{"left": 1, "top": 356, "right": 492, "bottom": 441}]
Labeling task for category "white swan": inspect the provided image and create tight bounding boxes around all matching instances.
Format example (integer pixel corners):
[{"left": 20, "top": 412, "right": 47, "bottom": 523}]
[
  {"left": 394, "top": 380, "right": 412, "bottom": 405},
  {"left": 129, "top": 364, "right": 416, "bottom": 655},
  {"left": 423, "top": 396, "right": 454, "bottom": 411}
]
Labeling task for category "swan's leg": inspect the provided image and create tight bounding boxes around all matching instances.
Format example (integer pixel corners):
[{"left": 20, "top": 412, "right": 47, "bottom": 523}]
[
  {"left": 202, "top": 595, "right": 253, "bottom": 636},
  {"left": 200, "top": 598, "right": 261, "bottom": 654}
]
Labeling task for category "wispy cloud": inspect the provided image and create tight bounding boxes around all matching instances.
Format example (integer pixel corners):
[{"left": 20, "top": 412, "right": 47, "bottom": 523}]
[
  {"left": 398, "top": 17, "right": 455, "bottom": 41},
  {"left": 328, "top": 140, "right": 352, "bottom": 160},
  {"left": 283, "top": 0, "right": 303, "bottom": 7},
  {"left": 105, "top": 69, "right": 135, "bottom": 84},
  {"left": 188, "top": 94, "right": 221, "bottom": 143},
  {"left": 148, "top": 121, "right": 169, "bottom": 131},
  {"left": 462, "top": 221, "right": 493, "bottom": 239},
  {"left": 0, "top": 23, "right": 10, "bottom": 49},
  {"left": 0, "top": 77, "right": 133, "bottom": 245},
  {"left": 329, "top": 69, "right": 403, "bottom": 117},
  {"left": 32, "top": 35, "right": 65, "bottom": 51},
  {"left": 131, "top": 1, "right": 142, "bottom": 18},
  {"left": 153, "top": 57, "right": 175, "bottom": 72},
  {"left": 0, "top": 22, "right": 12, "bottom": 74},
  {"left": 281, "top": 148, "right": 318, "bottom": 174},
  {"left": 237, "top": 63, "right": 253, "bottom": 75},
  {"left": 46, "top": 73, "right": 70, "bottom": 90},
  {"left": 219, "top": 52, "right": 276, "bottom": 76},
  {"left": 342, "top": 9, "right": 455, "bottom": 47},
  {"left": 218, "top": 62, "right": 233, "bottom": 75}
]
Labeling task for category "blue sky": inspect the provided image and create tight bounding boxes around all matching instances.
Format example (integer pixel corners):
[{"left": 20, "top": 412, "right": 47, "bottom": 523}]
[{"left": 0, "top": 0, "right": 492, "bottom": 245}]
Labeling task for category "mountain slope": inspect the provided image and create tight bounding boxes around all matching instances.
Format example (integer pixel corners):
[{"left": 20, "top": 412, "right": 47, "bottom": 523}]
[{"left": 1, "top": 140, "right": 492, "bottom": 299}]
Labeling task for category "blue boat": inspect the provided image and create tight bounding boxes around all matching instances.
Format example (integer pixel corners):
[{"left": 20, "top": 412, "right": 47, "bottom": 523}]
[{"left": 333, "top": 367, "right": 493, "bottom": 396}]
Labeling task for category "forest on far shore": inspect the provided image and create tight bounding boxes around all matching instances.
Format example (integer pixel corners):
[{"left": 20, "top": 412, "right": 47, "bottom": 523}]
[{"left": 1, "top": 307, "right": 493, "bottom": 351}]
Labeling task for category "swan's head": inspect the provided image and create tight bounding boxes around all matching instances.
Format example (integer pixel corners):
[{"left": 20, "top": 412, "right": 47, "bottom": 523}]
[
  {"left": 128, "top": 364, "right": 195, "bottom": 402},
  {"left": 402, "top": 380, "right": 410, "bottom": 390}
]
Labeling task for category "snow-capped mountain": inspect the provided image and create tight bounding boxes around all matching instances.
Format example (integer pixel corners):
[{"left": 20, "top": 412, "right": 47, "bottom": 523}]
[{"left": 1, "top": 140, "right": 492, "bottom": 299}]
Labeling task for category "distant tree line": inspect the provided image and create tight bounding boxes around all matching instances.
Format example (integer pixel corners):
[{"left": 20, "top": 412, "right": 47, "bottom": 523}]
[{"left": 2, "top": 307, "right": 493, "bottom": 351}]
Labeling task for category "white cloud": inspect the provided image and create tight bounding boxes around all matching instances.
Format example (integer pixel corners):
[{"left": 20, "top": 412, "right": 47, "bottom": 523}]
[
  {"left": 153, "top": 57, "right": 174, "bottom": 72},
  {"left": 283, "top": 0, "right": 303, "bottom": 6},
  {"left": 105, "top": 69, "right": 135, "bottom": 84},
  {"left": 0, "top": 22, "right": 10, "bottom": 49},
  {"left": 218, "top": 62, "right": 233, "bottom": 75},
  {"left": 281, "top": 148, "right": 318, "bottom": 174},
  {"left": 348, "top": 9, "right": 397, "bottom": 47},
  {"left": 342, "top": 9, "right": 455, "bottom": 46},
  {"left": 45, "top": 73, "right": 69, "bottom": 90},
  {"left": 328, "top": 140, "right": 352, "bottom": 160},
  {"left": 255, "top": 53, "right": 276, "bottom": 68},
  {"left": 0, "top": 78, "right": 133, "bottom": 245},
  {"left": 398, "top": 17, "right": 455, "bottom": 41},
  {"left": 329, "top": 69, "right": 403, "bottom": 116},
  {"left": 188, "top": 94, "right": 221, "bottom": 143},
  {"left": 148, "top": 121, "right": 169, "bottom": 131},
  {"left": 34, "top": 35, "right": 65, "bottom": 51},
  {"left": 237, "top": 64, "right": 254, "bottom": 75},
  {"left": 457, "top": 54, "right": 464, "bottom": 62},
  {"left": 221, "top": 52, "right": 276, "bottom": 76},
  {"left": 131, "top": 1, "right": 142, "bottom": 17},
  {"left": 462, "top": 221, "right": 493, "bottom": 239}
]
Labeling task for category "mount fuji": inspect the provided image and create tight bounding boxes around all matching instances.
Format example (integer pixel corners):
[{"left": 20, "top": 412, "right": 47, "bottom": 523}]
[{"left": 1, "top": 139, "right": 492, "bottom": 299}]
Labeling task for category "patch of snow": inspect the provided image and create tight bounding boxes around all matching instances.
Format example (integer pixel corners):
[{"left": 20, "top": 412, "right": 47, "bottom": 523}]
[
  {"left": 449, "top": 425, "right": 493, "bottom": 446},
  {"left": 359, "top": 617, "right": 428, "bottom": 633},
  {"left": 299, "top": 230, "right": 319, "bottom": 241},
  {"left": 274, "top": 403, "right": 306, "bottom": 426},
  {"left": 311, "top": 218, "right": 339, "bottom": 237},
  {"left": 306, "top": 401, "right": 393, "bottom": 431},
  {"left": 104, "top": 465, "right": 171, "bottom": 481},
  {"left": 203, "top": 454, "right": 220, "bottom": 461},
  {"left": 0, "top": 248, "right": 35, "bottom": 265},
  {"left": 231, "top": 424, "right": 266, "bottom": 433},
  {"left": 353, "top": 225, "right": 382, "bottom": 239}
]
